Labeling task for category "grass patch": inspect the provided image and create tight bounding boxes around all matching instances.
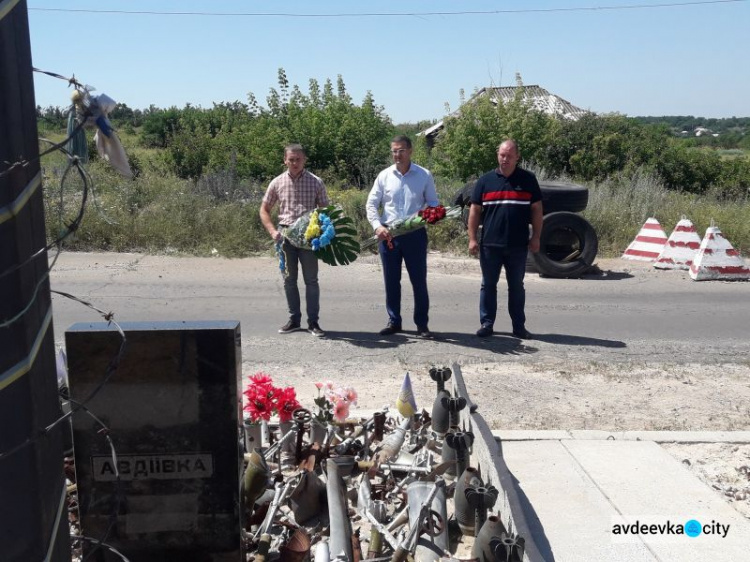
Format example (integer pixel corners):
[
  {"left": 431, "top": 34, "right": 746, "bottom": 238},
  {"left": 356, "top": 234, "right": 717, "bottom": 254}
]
[
  {"left": 584, "top": 168, "right": 750, "bottom": 256},
  {"left": 42, "top": 150, "right": 750, "bottom": 260}
]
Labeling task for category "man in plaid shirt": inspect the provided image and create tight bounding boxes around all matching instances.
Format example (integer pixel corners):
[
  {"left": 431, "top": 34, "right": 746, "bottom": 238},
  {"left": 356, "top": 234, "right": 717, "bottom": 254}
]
[{"left": 260, "top": 144, "right": 329, "bottom": 337}]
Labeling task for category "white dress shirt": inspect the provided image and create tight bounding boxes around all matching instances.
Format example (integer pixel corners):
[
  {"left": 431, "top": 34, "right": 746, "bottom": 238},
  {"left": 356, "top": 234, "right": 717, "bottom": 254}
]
[{"left": 366, "top": 163, "right": 439, "bottom": 230}]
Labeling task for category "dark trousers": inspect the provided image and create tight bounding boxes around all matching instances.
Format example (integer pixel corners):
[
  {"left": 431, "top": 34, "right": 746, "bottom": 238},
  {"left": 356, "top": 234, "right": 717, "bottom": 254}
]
[
  {"left": 378, "top": 228, "right": 429, "bottom": 329},
  {"left": 479, "top": 245, "right": 528, "bottom": 331},
  {"left": 282, "top": 239, "right": 320, "bottom": 325}
]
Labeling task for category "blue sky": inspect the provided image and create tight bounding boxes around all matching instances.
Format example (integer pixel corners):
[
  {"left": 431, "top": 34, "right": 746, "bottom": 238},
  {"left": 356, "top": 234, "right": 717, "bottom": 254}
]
[{"left": 28, "top": 0, "right": 750, "bottom": 123}]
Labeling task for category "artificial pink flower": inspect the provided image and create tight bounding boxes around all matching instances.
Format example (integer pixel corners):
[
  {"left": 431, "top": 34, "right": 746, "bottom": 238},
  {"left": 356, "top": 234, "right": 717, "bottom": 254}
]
[
  {"left": 333, "top": 399, "right": 350, "bottom": 422},
  {"left": 314, "top": 381, "right": 324, "bottom": 390},
  {"left": 344, "top": 387, "right": 358, "bottom": 405}
]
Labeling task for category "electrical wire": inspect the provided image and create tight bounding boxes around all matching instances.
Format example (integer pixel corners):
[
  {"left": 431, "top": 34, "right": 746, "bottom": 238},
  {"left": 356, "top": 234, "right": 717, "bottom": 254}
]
[{"left": 28, "top": 0, "right": 747, "bottom": 18}]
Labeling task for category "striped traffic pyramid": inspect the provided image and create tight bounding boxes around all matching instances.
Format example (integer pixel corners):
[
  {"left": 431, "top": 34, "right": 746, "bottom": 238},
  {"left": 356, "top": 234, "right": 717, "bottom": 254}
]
[
  {"left": 654, "top": 217, "right": 702, "bottom": 270},
  {"left": 622, "top": 218, "right": 668, "bottom": 261},
  {"left": 689, "top": 226, "right": 750, "bottom": 281}
]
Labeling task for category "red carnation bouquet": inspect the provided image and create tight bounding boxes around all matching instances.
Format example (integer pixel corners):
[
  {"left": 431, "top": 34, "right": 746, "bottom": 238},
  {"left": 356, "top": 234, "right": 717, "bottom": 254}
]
[{"left": 361, "top": 204, "right": 462, "bottom": 251}]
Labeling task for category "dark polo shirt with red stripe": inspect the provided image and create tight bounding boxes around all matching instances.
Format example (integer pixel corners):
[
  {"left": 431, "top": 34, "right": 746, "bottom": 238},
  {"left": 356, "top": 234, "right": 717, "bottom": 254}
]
[{"left": 471, "top": 167, "right": 542, "bottom": 248}]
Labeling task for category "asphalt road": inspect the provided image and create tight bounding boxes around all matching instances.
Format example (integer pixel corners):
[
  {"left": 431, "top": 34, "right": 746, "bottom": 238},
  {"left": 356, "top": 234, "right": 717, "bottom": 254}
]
[{"left": 48, "top": 251, "right": 750, "bottom": 367}]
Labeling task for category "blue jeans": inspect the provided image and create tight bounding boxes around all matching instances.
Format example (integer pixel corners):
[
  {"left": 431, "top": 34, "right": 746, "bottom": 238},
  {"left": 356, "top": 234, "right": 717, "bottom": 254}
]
[
  {"left": 282, "top": 239, "right": 320, "bottom": 325},
  {"left": 479, "top": 246, "right": 528, "bottom": 331},
  {"left": 379, "top": 228, "right": 429, "bottom": 329}
]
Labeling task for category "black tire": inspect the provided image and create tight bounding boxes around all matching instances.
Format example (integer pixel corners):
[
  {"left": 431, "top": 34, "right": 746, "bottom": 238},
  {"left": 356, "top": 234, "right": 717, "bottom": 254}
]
[
  {"left": 531, "top": 212, "right": 598, "bottom": 278},
  {"left": 453, "top": 181, "right": 476, "bottom": 228},
  {"left": 452, "top": 180, "right": 589, "bottom": 222},
  {"left": 539, "top": 181, "right": 589, "bottom": 214}
]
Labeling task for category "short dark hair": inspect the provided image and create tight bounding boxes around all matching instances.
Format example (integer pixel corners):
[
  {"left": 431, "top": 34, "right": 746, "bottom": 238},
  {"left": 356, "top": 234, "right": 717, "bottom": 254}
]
[
  {"left": 284, "top": 143, "right": 306, "bottom": 157},
  {"left": 391, "top": 135, "right": 412, "bottom": 149},
  {"left": 497, "top": 139, "right": 519, "bottom": 154}
]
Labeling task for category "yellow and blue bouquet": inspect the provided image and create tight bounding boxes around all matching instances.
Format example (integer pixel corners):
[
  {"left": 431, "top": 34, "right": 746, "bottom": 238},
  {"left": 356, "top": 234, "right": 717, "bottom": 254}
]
[{"left": 278, "top": 204, "right": 360, "bottom": 274}]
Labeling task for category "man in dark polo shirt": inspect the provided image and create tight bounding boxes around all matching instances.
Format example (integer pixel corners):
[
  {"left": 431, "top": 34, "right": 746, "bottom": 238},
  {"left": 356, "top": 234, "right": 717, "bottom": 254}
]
[{"left": 467, "top": 139, "right": 543, "bottom": 339}]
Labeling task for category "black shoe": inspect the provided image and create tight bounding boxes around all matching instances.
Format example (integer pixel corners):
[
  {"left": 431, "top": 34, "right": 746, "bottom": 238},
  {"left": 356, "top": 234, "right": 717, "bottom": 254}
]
[
  {"left": 308, "top": 322, "right": 325, "bottom": 337},
  {"left": 278, "top": 320, "right": 301, "bottom": 334},
  {"left": 379, "top": 323, "right": 402, "bottom": 336},
  {"left": 476, "top": 325, "right": 494, "bottom": 338},
  {"left": 417, "top": 327, "right": 433, "bottom": 338},
  {"left": 512, "top": 328, "right": 533, "bottom": 340}
]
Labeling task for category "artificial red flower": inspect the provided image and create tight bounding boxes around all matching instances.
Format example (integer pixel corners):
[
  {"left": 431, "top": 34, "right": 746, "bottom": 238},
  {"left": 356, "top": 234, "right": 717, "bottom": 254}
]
[
  {"left": 275, "top": 386, "right": 301, "bottom": 423},
  {"left": 250, "top": 372, "right": 274, "bottom": 387},
  {"left": 419, "top": 205, "right": 447, "bottom": 224},
  {"left": 244, "top": 396, "right": 274, "bottom": 422}
]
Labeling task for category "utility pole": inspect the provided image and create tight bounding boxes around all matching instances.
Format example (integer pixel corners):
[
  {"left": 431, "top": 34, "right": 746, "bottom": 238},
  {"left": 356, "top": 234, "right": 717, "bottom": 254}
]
[{"left": 0, "top": 1, "right": 71, "bottom": 560}]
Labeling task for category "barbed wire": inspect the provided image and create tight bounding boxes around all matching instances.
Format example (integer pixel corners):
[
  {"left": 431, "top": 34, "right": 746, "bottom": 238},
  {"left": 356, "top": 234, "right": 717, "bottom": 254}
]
[
  {"left": 1, "top": 65, "right": 130, "bottom": 561},
  {"left": 64, "top": 400, "right": 126, "bottom": 562},
  {"left": 0, "top": 119, "right": 86, "bottom": 179},
  {"left": 0, "top": 157, "right": 90, "bottom": 327}
]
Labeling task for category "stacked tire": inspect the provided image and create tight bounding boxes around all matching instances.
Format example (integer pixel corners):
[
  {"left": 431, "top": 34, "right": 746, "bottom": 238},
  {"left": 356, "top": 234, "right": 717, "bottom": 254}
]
[{"left": 454, "top": 181, "right": 598, "bottom": 278}]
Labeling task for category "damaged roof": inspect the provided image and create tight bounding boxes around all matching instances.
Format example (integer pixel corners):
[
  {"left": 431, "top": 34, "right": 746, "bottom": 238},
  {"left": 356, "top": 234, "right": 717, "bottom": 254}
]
[{"left": 421, "top": 84, "right": 589, "bottom": 139}]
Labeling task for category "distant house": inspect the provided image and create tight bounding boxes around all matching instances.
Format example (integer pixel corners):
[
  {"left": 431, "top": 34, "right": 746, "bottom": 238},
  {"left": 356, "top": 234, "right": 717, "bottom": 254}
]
[{"left": 420, "top": 79, "right": 588, "bottom": 146}]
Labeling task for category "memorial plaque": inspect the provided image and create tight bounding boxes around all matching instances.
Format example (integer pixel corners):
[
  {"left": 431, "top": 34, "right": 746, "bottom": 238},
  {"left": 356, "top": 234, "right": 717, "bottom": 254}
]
[{"left": 66, "top": 321, "right": 243, "bottom": 561}]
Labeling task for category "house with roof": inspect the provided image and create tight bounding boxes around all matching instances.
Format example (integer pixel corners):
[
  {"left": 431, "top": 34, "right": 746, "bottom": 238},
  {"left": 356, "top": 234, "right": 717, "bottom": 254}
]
[{"left": 421, "top": 75, "right": 589, "bottom": 146}]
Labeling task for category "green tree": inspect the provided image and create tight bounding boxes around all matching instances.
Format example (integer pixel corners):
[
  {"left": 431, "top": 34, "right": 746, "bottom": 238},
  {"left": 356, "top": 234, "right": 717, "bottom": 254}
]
[{"left": 430, "top": 91, "right": 559, "bottom": 180}]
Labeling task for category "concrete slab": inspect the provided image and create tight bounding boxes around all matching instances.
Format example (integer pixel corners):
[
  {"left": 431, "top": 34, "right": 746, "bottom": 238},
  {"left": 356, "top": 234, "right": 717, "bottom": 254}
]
[
  {"left": 500, "top": 439, "right": 750, "bottom": 562},
  {"left": 493, "top": 429, "right": 750, "bottom": 443},
  {"left": 499, "top": 441, "right": 656, "bottom": 562},
  {"left": 620, "top": 430, "right": 750, "bottom": 443},
  {"left": 568, "top": 430, "right": 750, "bottom": 443},
  {"left": 492, "top": 430, "right": 574, "bottom": 441}
]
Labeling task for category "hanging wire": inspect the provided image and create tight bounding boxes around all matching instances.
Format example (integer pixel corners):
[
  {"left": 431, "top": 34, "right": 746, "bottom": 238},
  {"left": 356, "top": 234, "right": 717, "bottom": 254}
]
[
  {"left": 0, "top": 310, "right": 126, "bottom": 461},
  {"left": 64, "top": 400, "right": 126, "bottom": 562},
  {"left": 0, "top": 119, "right": 87, "bottom": 179},
  {"left": 0, "top": 157, "right": 90, "bottom": 326},
  {"left": 1, "top": 66, "right": 130, "bottom": 561},
  {"left": 0, "top": 67, "right": 90, "bottom": 180}
]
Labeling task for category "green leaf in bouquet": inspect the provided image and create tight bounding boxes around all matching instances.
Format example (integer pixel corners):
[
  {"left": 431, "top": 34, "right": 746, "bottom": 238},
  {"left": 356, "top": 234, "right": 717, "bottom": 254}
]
[
  {"left": 331, "top": 242, "right": 352, "bottom": 266},
  {"left": 334, "top": 226, "right": 358, "bottom": 237},
  {"left": 336, "top": 237, "right": 361, "bottom": 252},
  {"left": 318, "top": 245, "right": 337, "bottom": 266}
]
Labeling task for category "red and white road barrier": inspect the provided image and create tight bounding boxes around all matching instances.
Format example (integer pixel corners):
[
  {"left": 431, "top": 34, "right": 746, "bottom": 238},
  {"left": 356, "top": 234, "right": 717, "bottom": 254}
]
[
  {"left": 622, "top": 218, "right": 668, "bottom": 262},
  {"left": 654, "top": 217, "right": 701, "bottom": 270},
  {"left": 689, "top": 226, "right": 750, "bottom": 281}
]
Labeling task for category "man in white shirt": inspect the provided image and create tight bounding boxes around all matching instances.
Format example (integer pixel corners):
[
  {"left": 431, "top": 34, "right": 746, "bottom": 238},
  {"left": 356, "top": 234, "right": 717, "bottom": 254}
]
[{"left": 366, "top": 135, "right": 439, "bottom": 338}]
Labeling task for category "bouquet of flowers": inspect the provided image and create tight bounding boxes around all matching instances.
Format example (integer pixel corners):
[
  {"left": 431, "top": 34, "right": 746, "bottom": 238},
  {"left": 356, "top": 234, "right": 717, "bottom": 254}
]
[
  {"left": 360, "top": 204, "right": 463, "bottom": 251},
  {"left": 243, "top": 372, "right": 301, "bottom": 423},
  {"left": 279, "top": 204, "right": 360, "bottom": 274},
  {"left": 313, "top": 380, "right": 358, "bottom": 423}
]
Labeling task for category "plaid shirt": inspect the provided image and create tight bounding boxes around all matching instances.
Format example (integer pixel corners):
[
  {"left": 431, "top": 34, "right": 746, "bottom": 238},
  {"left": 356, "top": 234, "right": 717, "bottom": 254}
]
[{"left": 262, "top": 169, "right": 329, "bottom": 225}]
